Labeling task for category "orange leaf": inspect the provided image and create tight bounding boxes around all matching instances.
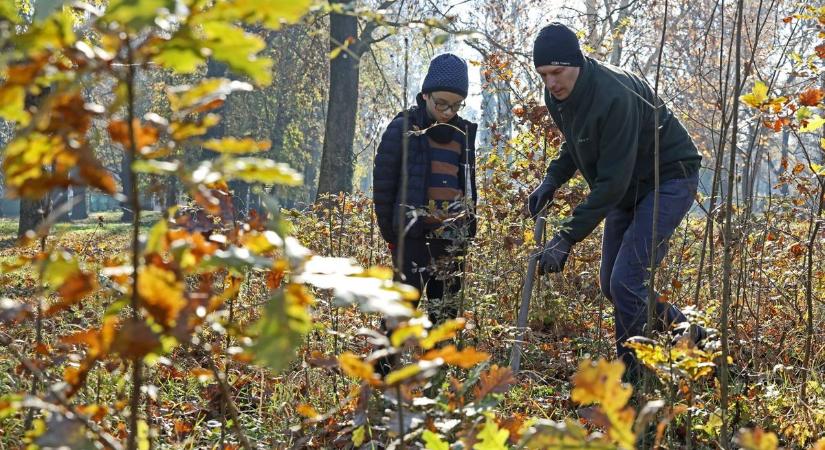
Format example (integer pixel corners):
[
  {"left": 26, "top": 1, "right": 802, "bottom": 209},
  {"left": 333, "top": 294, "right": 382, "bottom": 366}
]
[
  {"left": 107, "top": 119, "right": 159, "bottom": 151},
  {"left": 798, "top": 88, "right": 824, "bottom": 107},
  {"left": 472, "top": 365, "right": 516, "bottom": 400},
  {"left": 422, "top": 345, "right": 490, "bottom": 369},
  {"left": 111, "top": 318, "right": 161, "bottom": 359},
  {"left": 46, "top": 270, "right": 98, "bottom": 316},
  {"left": 792, "top": 163, "right": 805, "bottom": 175},
  {"left": 296, "top": 403, "right": 319, "bottom": 419}
]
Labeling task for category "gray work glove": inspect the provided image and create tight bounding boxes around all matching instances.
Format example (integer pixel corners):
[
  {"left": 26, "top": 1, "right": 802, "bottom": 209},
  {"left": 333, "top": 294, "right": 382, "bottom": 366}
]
[
  {"left": 528, "top": 176, "right": 557, "bottom": 217},
  {"left": 539, "top": 234, "right": 572, "bottom": 274}
]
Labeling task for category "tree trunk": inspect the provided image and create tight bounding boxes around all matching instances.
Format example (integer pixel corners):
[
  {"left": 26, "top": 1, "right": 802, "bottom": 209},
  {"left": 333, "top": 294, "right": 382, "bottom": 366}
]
[
  {"left": 71, "top": 186, "right": 88, "bottom": 220},
  {"left": 18, "top": 198, "right": 43, "bottom": 238},
  {"left": 50, "top": 188, "right": 70, "bottom": 222},
  {"left": 316, "top": 0, "right": 360, "bottom": 199},
  {"left": 164, "top": 177, "right": 179, "bottom": 210}
]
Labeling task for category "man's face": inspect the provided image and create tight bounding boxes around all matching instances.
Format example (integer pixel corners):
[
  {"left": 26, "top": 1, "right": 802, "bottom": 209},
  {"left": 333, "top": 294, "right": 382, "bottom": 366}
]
[
  {"left": 536, "top": 65, "right": 580, "bottom": 101},
  {"left": 423, "top": 91, "right": 465, "bottom": 123}
]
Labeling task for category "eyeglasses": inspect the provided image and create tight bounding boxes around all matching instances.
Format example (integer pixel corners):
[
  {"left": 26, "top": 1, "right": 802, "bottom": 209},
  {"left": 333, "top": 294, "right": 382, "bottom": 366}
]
[{"left": 430, "top": 96, "right": 465, "bottom": 113}]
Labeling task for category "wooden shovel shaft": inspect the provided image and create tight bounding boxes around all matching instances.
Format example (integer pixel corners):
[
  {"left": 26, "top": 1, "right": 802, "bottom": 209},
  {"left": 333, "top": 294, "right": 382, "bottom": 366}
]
[{"left": 510, "top": 215, "right": 546, "bottom": 373}]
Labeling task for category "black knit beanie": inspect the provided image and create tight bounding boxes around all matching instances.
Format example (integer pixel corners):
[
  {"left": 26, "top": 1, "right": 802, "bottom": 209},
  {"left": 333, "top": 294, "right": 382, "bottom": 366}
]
[
  {"left": 421, "top": 53, "right": 469, "bottom": 98},
  {"left": 533, "top": 22, "right": 584, "bottom": 68}
]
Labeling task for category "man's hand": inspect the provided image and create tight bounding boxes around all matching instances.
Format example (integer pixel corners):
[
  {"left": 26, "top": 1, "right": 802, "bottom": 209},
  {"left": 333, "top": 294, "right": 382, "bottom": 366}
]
[
  {"left": 528, "top": 177, "right": 557, "bottom": 217},
  {"left": 539, "top": 234, "right": 572, "bottom": 274}
]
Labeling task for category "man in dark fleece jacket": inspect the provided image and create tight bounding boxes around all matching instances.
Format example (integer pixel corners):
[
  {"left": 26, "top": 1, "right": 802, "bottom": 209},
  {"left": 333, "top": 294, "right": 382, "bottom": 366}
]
[
  {"left": 373, "top": 53, "right": 478, "bottom": 328},
  {"left": 527, "top": 23, "right": 705, "bottom": 377}
]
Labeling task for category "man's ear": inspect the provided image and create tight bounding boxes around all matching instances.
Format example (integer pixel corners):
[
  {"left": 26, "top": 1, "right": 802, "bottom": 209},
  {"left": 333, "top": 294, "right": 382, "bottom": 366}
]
[{"left": 421, "top": 93, "right": 429, "bottom": 101}]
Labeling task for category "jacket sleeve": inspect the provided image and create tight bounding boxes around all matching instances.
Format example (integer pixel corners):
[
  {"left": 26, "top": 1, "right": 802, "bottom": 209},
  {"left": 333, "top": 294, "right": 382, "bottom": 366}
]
[
  {"left": 544, "top": 141, "right": 578, "bottom": 189},
  {"left": 372, "top": 118, "right": 403, "bottom": 244},
  {"left": 561, "top": 94, "right": 639, "bottom": 243}
]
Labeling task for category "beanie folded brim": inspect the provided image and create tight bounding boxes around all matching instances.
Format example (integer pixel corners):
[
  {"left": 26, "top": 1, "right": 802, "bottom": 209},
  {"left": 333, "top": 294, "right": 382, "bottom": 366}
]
[{"left": 421, "top": 85, "right": 468, "bottom": 98}]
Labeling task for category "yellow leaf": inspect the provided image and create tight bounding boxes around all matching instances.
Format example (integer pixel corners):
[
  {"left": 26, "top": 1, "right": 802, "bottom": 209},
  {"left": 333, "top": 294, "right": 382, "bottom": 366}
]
[
  {"left": 203, "top": 137, "right": 271, "bottom": 154},
  {"left": 385, "top": 364, "right": 421, "bottom": 386},
  {"left": 737, "top": 428, "right": 779, "bottom": 450},
  {"left": 338, "top": 352, "right": 378, "bottom": 384},
  {"left": 421, "top": 318, "right": 466, "bottom": 350},
  {"left": 352, "top": 425, "right": 366, "bottom": 446},
  {"left": 138, "top": 265, "right": 186, "bottom": 326},
  {"left": 422, "top": 345, "right": 490, "bottom": 369},
  {"left": 741, "top": 81, "right": 768, "bottom": 108},
  {"left": 422, "top": 430, "right": 450, "bottom": 450},
  {"left": 474, "top": 417, "right": 509, "bottom": 450},
  {"left": 800, "top": 115, "right": 824, "bottom": 133},
  {"left": 390, "top": 323, "right": 425, "bottom": 347},
  {"left": 221, "top": 157, "right": 303, "bottom": 185},
  {"left": 571, "top": 358, "right": 632, "bottom": 412},
  {"left": 0, "top": 85, "right": 29, "bottom": 125}
]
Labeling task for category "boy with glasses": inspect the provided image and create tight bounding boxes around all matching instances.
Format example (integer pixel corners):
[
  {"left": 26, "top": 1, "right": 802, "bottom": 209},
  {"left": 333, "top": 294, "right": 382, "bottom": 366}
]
[{"left": 373, "top": 53, "right": 478, "bottom": 331}]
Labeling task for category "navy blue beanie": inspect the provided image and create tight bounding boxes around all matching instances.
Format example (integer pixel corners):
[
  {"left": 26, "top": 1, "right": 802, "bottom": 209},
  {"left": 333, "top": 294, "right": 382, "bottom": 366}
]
[
  {"left": 533, "top": 23, "right": 584, "bottom": 68},
  {"left": 421, "top": 53, "right": 469, "bottom": 98}
]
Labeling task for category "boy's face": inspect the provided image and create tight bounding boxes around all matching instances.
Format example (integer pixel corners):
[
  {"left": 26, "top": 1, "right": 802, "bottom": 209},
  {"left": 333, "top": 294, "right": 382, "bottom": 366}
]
[
  {"left": 423, "top": 91, "right": 465, "bottom": 123},
  {"left": 536, "top": 65, "right": 580, "bottom": 100}
]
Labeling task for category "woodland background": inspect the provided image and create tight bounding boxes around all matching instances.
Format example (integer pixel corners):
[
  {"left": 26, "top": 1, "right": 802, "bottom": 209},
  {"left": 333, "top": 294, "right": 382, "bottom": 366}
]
[{"left": 0, "top": 0, "right": 823, "bottom": 449}]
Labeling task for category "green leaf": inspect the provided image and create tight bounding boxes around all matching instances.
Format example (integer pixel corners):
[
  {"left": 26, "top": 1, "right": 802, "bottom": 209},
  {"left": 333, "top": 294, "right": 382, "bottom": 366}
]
[
  {"left": 132, "top": 160, "right": 180, "bottom": 175},
  {"left": 203, "top": 137, "right": 271, "bottom": 154},
  {"left": 0, "top": 1, "right": 21, "bottom": 23},
  {"left": 432, "top": 33, "right": 450, "bottom": 46},
  {"left": 200, "top": 21, "right": 272, "bottom": 86},
  {"left": 199, "top": 0, "right": 313, "bottom": 30},
  {"left": 252, "top": 286, "right": 313, "bottom": 373},
  {"left": 474, "top": 417, "right": 509, "bottom": 450},
  {"left": 221, "top": 158, "right": 303, "bottom": 185},
  {"left": 152, "top": 31, "right": 205, "bottom": 74},
  {"left": 422, "top": 430, "right": 450, "bottom": 450},
  {"left": 12, "top": 9, "right": 76, "bottom": 57},
  {"left": 101, "top": 0, "right": 174, "bottom": 30},
  {"left": 145, "top": 219, "right": 168, "bottom": 254}
]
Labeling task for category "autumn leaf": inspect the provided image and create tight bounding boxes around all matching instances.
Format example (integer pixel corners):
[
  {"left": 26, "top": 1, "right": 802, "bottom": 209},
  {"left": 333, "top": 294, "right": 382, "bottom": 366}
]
[
  {"left": 422, "top": 430, "right": 450, "bottom": 450},
  {"left": 571, "top": 358, "right": 632, "bottom": 412},
  {"left": 736, "top": 428, "right": 778, "bottom": 450},
  {"left": 741, "top": 81, "right": 768, "bottom": 108},
  {"left": 798, "top": 88, "right": 824, "bottom": 107},
  {"left": 252, "top": 285, "right": 314, "bottom": 373},
  {"left": 474, "top": 417, "right": 509, "bottom": 450},
  {"left": 338, "top": 352, "right": 379, "bottom": 385},
  {"left": 421, "top": 318, "right": 466, "bottom": 350},
  {"left": 422, "top": 345, "right": 490, "bottom": 369},
  {"left": 203, "top": 137, "right": 271, "bottom": 154},
  {"left": 138, "top": 265, "right": 186, "bottom": 327},
  {"left": 111, "top": 318, "right": 161, "bottom": 359},
  {"left": 472, "top": 365, "right": 516, "bottom": 400},
  {"left": 296, "top": 403, "right": 319, "bottom": 419},
  {"left": 385, "top": 364, "right": 421, "bottom": 386},
  {"left": 108, "top": 119, "right": 159, "bottom": 152}
]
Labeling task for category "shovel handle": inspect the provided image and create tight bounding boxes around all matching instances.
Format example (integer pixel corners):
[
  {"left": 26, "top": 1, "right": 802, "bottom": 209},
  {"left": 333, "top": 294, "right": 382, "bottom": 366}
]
[{"left": 510, "top": 213, "right": 547, "bottom": 373}]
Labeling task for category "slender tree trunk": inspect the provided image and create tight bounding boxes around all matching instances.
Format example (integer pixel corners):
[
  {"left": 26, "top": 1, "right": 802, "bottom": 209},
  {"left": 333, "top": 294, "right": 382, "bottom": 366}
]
[
  {"left": 71, "top": 186, "right": 88, "bottom": 220},
  {"left": 316, "top": 0, "right": 359, "bottom": 199},
  {"left": 720, "top": 1, "right": 745, "bottom": 446}
]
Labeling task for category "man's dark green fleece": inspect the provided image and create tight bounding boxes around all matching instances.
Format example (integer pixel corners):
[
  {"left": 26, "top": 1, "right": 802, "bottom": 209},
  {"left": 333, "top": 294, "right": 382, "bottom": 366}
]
[{"left": 543, "top": 57, "right": 702, "bottom": 243}]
